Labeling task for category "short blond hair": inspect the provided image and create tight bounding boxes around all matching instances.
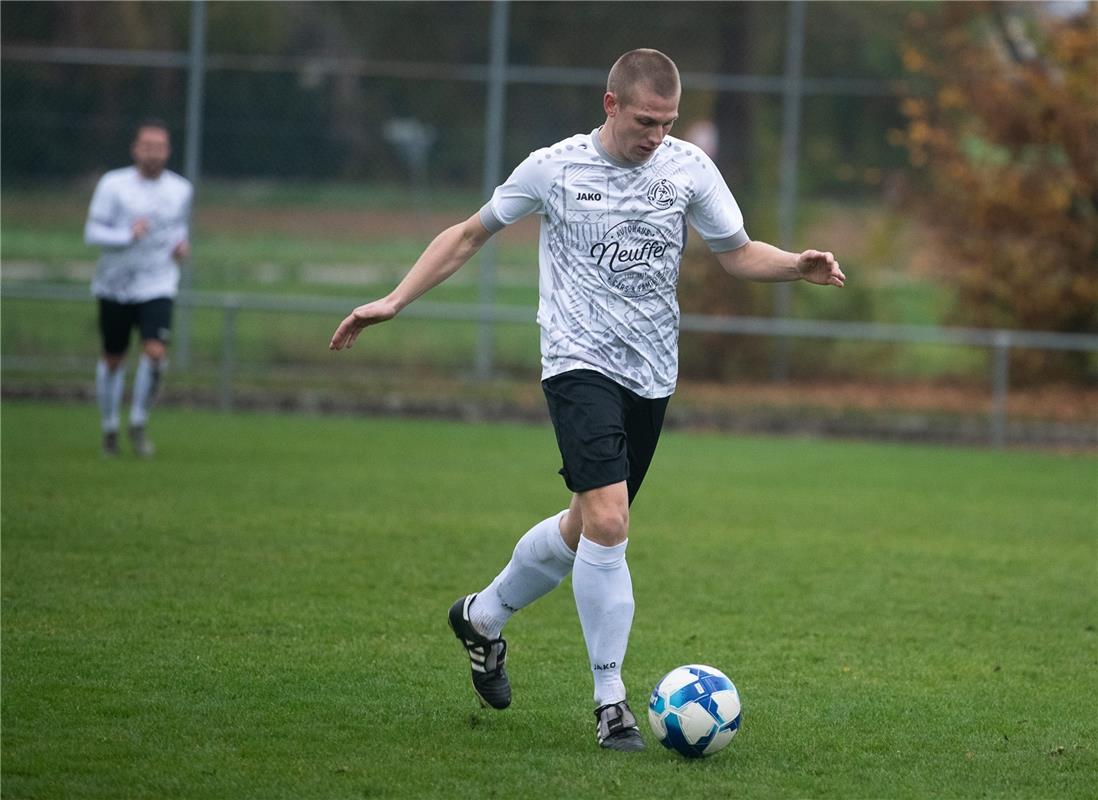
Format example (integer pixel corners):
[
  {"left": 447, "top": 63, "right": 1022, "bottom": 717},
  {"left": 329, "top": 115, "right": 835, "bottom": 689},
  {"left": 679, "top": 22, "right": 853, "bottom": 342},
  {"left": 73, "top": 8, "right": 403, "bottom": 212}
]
[{"left": 607, "top": 49, "right": 681, "bottom": 106}]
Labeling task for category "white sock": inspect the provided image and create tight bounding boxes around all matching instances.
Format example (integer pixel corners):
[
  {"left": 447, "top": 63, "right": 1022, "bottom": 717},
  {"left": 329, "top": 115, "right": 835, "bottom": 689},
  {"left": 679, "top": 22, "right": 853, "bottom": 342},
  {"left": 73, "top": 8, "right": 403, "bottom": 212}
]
[
  {"left": 573, "top": 535, "right": 634, "bottom": 707},
  {"left": 129, "top": 355, "right": 163, "bottom": 427},
  {"left": 96, "top": 360, "right": 125, "bottom": 433},
  {"left": 469, "top": 510, "right": 575, "bottom": 639}
]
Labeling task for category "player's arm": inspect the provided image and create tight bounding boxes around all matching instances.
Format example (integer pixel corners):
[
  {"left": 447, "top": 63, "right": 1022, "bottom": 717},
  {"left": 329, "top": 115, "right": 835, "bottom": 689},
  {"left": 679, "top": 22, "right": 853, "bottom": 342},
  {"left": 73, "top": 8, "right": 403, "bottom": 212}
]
[
  {"left": 84, "top": 179, "right": 146, "bottom": 247},
  {"left": 85, "top": 217, "right": 141, "bottom": 248},
  {"left": 716, "top": 241, "right": 845, "bottom": 287},
  {"left": 329, "top": 213, "right": 494, "bottom": 351},
  {"left": 171, "top": 237, "right": 191, "bottom": 262},
  {"left": 85, "top": 212, "right": 144, "bottom": 248},
  {"left": 171, "top": 183, "right": 193, "bottom": 262}
]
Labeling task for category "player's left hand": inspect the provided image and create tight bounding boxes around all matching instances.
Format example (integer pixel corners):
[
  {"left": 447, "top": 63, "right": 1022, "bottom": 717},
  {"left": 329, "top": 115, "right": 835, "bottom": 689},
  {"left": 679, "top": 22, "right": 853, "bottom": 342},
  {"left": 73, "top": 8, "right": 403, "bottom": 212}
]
[
  {"left": 796, "top": 250, "right": 844, "bottom": 288},
  {"left": 172, "top": 240, "right": 191, "bottom": 262},
  {"left": 329, "top": 297, "right": 399, "bottom": 351}
]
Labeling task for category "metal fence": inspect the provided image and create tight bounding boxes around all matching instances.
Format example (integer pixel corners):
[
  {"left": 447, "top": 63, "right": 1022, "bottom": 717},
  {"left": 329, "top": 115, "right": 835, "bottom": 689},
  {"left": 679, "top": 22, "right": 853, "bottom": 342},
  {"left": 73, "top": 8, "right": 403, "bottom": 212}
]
[
  {"left": 2, "top": 0, "right": 896, "bottom": 376},
  {"left": 4, "top": 2, "right": 1093, "bottom": 447},
  {"left": 4, "top": 282, "right": 1096, "bottom": 447}
]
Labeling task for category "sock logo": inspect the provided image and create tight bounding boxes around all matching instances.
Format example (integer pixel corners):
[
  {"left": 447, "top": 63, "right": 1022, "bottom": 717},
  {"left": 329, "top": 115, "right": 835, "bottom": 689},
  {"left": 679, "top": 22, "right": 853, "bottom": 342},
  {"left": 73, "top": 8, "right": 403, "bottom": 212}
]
[{"left": 592, "top": 661, "right": 618, "bottom": 671}]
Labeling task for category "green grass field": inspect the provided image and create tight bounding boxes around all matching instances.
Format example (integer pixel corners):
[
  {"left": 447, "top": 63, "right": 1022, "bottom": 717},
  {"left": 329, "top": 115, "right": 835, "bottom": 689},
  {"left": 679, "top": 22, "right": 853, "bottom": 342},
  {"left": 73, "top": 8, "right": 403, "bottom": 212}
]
[{"left": 2, "top": 402, "right": 1095, "bottom": 799}]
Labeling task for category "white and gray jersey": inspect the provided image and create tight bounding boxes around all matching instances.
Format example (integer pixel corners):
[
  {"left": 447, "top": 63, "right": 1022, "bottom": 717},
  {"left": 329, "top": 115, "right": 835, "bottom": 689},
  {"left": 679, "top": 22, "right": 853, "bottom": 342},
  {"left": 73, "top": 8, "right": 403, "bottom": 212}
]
[
  {"left": 479, "top": 129, "right": 748, "bottom": 398},
  {"left": 85, "top": 166, "right": 193, "bottom": 303}
]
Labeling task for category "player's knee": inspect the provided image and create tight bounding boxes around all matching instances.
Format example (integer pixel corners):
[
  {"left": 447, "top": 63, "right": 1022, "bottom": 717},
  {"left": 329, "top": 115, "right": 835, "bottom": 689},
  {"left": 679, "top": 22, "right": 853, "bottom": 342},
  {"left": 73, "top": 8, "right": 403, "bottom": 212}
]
[
  {"left": 143, "top": 340, "right": 167, "bottom": 361},
  {"left": 103, "top": 354, "right": 125, "bottom": 371},
  {"left": 583, "top": 504, "right": 629, "bottom": 545}
]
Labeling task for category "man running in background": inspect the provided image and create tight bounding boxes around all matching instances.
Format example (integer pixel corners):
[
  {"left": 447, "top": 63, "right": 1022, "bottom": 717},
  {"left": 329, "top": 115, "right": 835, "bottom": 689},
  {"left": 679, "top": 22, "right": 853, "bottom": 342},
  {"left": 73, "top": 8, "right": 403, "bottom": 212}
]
[{"left": 86, "top": 119, "right": 192, "bottom": 457}]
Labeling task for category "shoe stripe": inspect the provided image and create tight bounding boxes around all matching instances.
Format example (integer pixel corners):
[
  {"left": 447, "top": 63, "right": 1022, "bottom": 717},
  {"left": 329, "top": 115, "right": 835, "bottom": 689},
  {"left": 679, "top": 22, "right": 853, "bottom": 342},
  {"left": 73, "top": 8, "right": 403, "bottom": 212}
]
[{"left": 454, "top": 595, "right": 510, "bottom": 706}]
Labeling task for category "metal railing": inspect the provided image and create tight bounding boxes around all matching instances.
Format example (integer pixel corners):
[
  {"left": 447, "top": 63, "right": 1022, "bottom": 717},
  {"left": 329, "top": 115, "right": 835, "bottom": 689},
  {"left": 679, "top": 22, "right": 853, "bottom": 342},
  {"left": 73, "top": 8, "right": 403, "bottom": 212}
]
[
  {"left": 1, "top": 0, "right": 894, "bottom": 378},
  {"left": 4, "top": 282, "right": 1096, "bottom": 447}
]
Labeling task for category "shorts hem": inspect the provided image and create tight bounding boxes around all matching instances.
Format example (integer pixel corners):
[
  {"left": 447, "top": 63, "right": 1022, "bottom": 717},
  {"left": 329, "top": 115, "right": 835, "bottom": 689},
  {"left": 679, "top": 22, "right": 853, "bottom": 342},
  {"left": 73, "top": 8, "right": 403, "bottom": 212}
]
[{"left": 561, "top": 472, "right": 630, "bottom": 495}]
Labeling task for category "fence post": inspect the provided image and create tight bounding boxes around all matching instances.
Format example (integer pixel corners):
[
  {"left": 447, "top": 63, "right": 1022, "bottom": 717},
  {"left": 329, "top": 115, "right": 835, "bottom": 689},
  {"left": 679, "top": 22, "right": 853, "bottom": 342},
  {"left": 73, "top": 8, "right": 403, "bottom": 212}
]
[
  {"left": 219, "top": 299, "right": 238, "bottom": 412},
  {"left": 990, "top": 331, "right": 1011, "bottom": 448},
  {"left": 175, "top": 0, "right": 207, "bottom": 371},
  {"left": 772, "top": 0, "right": 806, "bottom": 382}
]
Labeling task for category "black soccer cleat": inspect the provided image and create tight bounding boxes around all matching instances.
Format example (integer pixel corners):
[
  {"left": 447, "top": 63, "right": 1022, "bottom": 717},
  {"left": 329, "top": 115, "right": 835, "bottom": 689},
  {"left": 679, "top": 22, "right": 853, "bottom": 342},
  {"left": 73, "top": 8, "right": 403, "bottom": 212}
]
[
  {"left": 128, "top": 425, "right": 155, "bottom": 459},
  {"left": 102, "top": 431, "right": 120, "bottom": 458},
  {"left": 595, "top": 701, "right": 646, "bottom": 751},
  {"left": 448, "top": 594, "right": 511, "bottom": 710}
]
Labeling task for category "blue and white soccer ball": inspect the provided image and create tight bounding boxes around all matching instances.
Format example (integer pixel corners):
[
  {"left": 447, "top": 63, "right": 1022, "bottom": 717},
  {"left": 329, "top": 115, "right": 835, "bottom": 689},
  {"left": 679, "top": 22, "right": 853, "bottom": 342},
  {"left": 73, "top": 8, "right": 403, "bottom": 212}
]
[{"left": 647, "top": 664, "right": 742, "bottom": 758}]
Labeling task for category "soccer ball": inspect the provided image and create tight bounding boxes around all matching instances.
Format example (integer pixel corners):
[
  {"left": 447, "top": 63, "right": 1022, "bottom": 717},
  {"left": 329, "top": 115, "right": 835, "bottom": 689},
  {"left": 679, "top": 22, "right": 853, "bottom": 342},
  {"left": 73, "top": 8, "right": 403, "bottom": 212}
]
[{"left": 647, "top": 664, "right": 742, "bottom": 758}]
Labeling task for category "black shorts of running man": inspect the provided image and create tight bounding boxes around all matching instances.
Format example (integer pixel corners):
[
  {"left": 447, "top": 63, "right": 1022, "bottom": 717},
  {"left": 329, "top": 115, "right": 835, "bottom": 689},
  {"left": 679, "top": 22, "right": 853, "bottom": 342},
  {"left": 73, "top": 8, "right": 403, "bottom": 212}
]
[
  {"left": 97, "top": 297, "right": 173, "bottom": 356},
  {"left": 542, "top": 369, "right": 670, "bottom": 505}
]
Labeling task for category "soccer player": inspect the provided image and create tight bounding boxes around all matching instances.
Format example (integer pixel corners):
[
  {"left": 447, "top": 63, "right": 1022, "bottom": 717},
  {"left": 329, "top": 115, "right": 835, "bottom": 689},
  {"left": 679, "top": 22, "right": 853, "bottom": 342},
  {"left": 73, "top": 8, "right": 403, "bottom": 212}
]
[
  {"left": 329, "top": 49, "right": 844, "bottom": 751},
  {"left": 85, "top": 120, "right": 193, "bottom": 457}
]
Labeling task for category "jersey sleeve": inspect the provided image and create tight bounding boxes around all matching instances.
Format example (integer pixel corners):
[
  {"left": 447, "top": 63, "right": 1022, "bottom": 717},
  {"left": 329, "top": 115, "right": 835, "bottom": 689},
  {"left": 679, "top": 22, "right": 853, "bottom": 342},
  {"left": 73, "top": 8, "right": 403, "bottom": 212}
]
[
  {"left": 84, "top": 175, "right": 133, "bottom": 248},
  {"left": 478, "top": 150, "right": 550, "bottom": 233},
  {"left": 685, "top": 152, "right": 750, "bottom": 253}
]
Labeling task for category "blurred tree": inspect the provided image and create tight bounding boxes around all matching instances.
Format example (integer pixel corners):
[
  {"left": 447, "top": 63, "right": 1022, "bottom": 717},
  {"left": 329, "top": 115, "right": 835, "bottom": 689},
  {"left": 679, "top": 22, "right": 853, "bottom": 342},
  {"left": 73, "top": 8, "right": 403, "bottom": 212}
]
[
  {"left": 676, "top": 1, "right": 903, "bottom": 381},
  {"left": 896, "top": 2, "right": 1097, "bottom": 381},
  {"left": 800, "top": 1, "right": 913, "bottom": 200}
]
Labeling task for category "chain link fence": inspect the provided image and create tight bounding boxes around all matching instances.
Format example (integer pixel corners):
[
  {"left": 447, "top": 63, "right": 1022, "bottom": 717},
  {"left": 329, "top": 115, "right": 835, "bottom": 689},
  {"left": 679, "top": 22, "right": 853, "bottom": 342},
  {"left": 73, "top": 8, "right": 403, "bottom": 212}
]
[{"left": 3, "top": 1, "right": 1094, "bottom": 446}]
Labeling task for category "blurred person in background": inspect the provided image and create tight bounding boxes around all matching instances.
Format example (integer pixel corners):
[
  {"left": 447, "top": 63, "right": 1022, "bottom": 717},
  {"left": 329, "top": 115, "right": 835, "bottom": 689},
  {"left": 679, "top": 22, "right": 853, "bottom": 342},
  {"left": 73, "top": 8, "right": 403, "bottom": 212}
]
[
  {"left": 85, "top": 120, "right": 192, "bottom": 458},
  {"left": 330, "top": 49, "right": 844, "bottom": 751}
]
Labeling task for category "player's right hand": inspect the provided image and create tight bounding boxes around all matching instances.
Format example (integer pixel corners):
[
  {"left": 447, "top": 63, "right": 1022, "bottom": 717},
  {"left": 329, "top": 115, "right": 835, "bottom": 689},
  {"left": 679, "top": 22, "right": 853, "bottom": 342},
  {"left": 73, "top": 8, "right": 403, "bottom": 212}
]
[
  {"left": 329, "top": 298, "right": 398, "bottom": 350},
  {"left": 131, "top": 218, "right": 150, "bottom": 240}
]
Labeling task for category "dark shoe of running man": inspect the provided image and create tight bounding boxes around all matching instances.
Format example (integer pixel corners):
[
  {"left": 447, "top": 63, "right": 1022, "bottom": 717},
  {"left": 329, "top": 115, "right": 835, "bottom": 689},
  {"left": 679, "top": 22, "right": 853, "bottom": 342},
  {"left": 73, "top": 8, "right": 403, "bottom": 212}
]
[
  {"left": 448, "top": 594, "right": 511, "bottom": 710},
  {"left": 129, "top": 425, "right": 155, "bottom": 458},
  {"left": 595, "top": 701, "right": 646, "bottom": 751},
  {"left": 102, "top": 431, "right": 121, "bottom": 458}
]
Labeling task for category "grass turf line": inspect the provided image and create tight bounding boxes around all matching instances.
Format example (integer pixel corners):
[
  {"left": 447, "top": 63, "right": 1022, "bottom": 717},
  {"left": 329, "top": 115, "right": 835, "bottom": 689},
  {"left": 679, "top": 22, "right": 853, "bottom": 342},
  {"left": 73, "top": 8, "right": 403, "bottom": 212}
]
[{"left": 2, "top": 402, "right": 1095, "bottom": 799}]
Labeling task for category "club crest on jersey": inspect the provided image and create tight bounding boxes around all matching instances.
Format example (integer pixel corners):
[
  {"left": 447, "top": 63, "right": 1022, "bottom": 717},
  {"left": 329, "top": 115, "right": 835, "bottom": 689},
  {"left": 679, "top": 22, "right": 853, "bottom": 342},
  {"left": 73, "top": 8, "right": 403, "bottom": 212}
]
[
  {"left": 646, "top": 179, "right": 676, "bottom": 210},
  {"left": 590, "top": 219, "right": 672, "bottom": 298}
]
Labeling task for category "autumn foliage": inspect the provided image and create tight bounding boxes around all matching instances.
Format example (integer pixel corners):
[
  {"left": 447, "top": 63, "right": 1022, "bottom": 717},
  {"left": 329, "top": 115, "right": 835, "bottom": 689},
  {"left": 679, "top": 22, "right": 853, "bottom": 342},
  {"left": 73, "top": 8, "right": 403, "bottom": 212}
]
[{"left": 897, "top": 3, "right": 1097, "bottom": 379}]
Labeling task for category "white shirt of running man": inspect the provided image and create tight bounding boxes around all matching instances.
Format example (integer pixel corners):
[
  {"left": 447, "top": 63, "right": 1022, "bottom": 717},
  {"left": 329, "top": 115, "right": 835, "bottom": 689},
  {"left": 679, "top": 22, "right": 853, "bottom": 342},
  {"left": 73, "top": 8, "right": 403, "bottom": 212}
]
[
  {"left": 479, "top": 128, "right": 750, "bottom": 399},
  {"left": 85, "top": 166, "right": 193, "bottom": 303}
]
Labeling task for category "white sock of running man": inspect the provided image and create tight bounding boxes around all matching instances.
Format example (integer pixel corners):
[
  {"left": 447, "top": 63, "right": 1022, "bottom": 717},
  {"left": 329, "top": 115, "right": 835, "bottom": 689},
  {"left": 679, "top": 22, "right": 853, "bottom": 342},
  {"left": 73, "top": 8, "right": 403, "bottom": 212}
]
[
  {"left": 572, "top": 535, "right": 634, "bottom": 707},
  {"left": 96, "top": 360, "right": 125, "bottom": 433},
  {"left": 129, "top": 355, "right": 162, "bottom": 427},
  {"left": 469, "top": 510, "right": 575, "bottom": 639}
]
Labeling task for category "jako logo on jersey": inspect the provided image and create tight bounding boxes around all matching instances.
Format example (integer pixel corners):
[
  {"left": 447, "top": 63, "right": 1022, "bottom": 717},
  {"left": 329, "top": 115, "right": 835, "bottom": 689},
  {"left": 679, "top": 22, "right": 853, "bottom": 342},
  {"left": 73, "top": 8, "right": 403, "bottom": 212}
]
[
  {"left": 590, "top": 219, "right": 672, "bottom": 298},
  {"left": 646, "top": 179, "right": 676, "bottom": 210},
  {"left": 576, "top": 192, "right": 602, "bottom": 201}
]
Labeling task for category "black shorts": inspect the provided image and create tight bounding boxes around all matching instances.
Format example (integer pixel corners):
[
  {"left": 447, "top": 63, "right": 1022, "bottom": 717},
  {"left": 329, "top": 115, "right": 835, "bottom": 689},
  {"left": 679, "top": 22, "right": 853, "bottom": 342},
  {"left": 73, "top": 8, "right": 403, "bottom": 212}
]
[
  {"left": 97, "top": 297, "right": 173, "bottom": 356},
  {"left": 542, "top": 369, "right": 670, "bottom": 505}
]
